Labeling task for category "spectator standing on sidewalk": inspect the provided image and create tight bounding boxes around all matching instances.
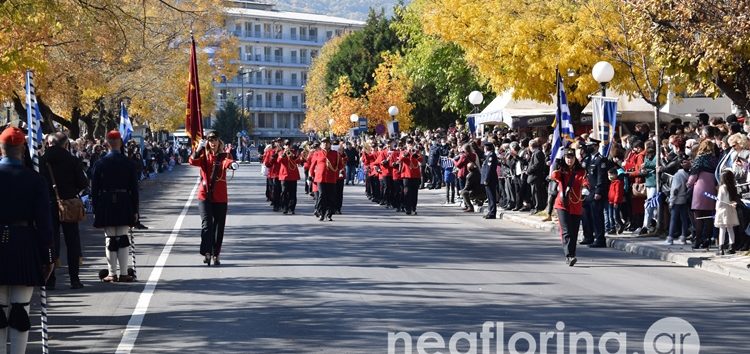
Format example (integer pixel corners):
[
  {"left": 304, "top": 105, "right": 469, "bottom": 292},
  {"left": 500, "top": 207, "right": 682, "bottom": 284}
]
[
  {"left": 41, "top": 133, "right": 88, "bottom": 290},
  {"left": 481, "top": 142, "right": 498, "bottom": 219},
  {"left": 714, "top": 170, "right": 740, "bottom": 255},
  {"left": 666, "top": 159, "right": 691, "bottom": 245}
]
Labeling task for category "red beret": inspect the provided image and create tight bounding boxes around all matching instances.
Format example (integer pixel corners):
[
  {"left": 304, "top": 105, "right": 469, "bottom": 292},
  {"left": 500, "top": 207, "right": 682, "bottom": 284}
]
[
  {"left": 106, "top": 130, "right": 121, "bottom": 140},
  {"left": 0, "top": 127, "right": 26, "bottom": 146}
]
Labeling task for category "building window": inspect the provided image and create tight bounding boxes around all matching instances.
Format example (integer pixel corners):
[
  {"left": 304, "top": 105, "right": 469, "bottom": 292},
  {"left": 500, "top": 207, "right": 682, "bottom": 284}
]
[
  {"left": 244, "top": 45, "right": 253, "bottom": 61},
  {"left": 335, "top": 29, "right": 343, "bottom": 37},
  {"left": 311, "top": 50, "right": 318, "bottom": 59},
  {"left": 301, "top": 93, "right": 306, "bottom": 108},
  {"left": 291, "top": 50, "right": 297, "bottom": 64},
  {"left": 291, "top": 95, "right": 299, "bottom": 108},
  {"left": 234, "top": 23, "right": 241, "bottom": 36},
  {"left": 264, "top": 47, "right": 272, "bottom": 62},
  {"left": 277, "top": 113, "right": 291, "bottom": 129},
  {"left": 257, "top": 113, "right": 273, "bottom": 128},
  {"left": 254, "top": 24, "right": 261, "bottom": 37},
  {"left": 309, "top": 27, "right": 318, "bottom": 42},
  {"left": 300, "top": 27, "right": 307, "bottom": 41},
  {"left": 300, "top": 49, "right": 308, "bottom": 64},
  {"left": 265, "top": 93, "right": 273, "bottom": 107},
  {"left": 274, "top": 24, "right": 282, "bottom": 39},
  {"left": 274, "top": 47, "right": 283, "bottom": 63},
  {"left": 265, "top": 70, "right": 272, "bottom": 85},
  {"left": 255, "top": 94, "right": 262, "bottom": 107},
  {"left": 263, "top": 23, "right": 271, "bottom": 38},
  {"left": 290, "top": 27, "right": 297, "bottom": 40},
  {"left": 275, "top": 71, "right": 283, "bottom": 86},
  {"left": 291, "top": 73, "right": 298, "bottom": 86},
  {"left": 326, "top": 31, "right": 333, "bottom": 40},
  {"left": 244, "top": 22, "right": 252, "bottom": 37},
  {"left": 275, "top": 93, "right": 284, "bottom": 108},
  {"left": 301, "top": 72, "right": 308, "bottom": 86},
  {"left": 292, "top": 113, "right": 303, "bottom": 128}
]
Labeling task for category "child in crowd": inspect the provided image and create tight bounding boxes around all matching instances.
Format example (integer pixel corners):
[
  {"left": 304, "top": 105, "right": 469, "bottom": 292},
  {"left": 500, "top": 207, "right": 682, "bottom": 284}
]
[
  {"left": 714, "top": 170, "right": 740, "bottom": 255},
  {"left": 666, "top": 159, "right": 691, "bottom": 245},
  {"left": 441, "top": 153, "right": 456, "bottom": 204},
  {"left": 606, "top": 167, "right": 625, "bottom": 234}
]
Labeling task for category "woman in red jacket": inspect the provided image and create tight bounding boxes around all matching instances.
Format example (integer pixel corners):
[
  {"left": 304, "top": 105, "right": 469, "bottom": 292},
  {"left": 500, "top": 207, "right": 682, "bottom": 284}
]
[
  {"left": 278, "top": 141, "right": 303, "bottom": 215},
  {"left": 309, "top": 137, "right": 341, "bottom": 221},
  {"left": 189, "top": 131, "right": 237, "bottom": 266},
  {"left": 550, "top": 149, "right": 588, "bottom": 267}
]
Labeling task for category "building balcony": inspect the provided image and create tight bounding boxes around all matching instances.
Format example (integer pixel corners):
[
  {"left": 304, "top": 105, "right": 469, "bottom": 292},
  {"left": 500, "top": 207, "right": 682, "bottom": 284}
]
[
  {"left": 236, "top": 32, "right": 322, "bottom": 46},
  {"left": 218, "top": 78, "right": 305, "bottom": 90},
  {"left": 237, "top": 57, "right": 310, "bottom": 68}
]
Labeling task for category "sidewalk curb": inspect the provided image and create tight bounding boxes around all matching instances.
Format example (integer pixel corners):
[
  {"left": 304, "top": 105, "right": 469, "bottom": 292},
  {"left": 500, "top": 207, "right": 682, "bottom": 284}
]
[
  {"left": 607, "top": 238, "right": 750, "bottom": 281},
  {"left": 498, "top": 211, "right": 557, "bottom": 233}
]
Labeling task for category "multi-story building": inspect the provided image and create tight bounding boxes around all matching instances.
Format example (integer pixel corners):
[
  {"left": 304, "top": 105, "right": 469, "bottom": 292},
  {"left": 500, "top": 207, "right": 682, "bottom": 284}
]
[{"left": 214, "top": 0, "right": 365, "bottom": 143}]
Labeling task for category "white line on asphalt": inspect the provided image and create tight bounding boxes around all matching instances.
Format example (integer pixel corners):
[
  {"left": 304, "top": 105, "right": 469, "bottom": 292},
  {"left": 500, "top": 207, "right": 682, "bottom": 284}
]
[{"left": 115, "top": 178, "right": 200, "bottom": 354}]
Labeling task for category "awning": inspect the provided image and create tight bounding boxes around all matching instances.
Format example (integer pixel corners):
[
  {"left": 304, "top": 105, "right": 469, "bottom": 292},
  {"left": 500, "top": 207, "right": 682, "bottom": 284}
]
[{"left": 469, "top": 90, "right": 556, "bottom": 129}]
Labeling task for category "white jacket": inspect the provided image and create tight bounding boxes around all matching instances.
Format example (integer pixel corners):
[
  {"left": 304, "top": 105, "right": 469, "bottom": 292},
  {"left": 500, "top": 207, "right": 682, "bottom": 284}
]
[{"left": 714, "top": 185, "right": 740, "bottom": 228}]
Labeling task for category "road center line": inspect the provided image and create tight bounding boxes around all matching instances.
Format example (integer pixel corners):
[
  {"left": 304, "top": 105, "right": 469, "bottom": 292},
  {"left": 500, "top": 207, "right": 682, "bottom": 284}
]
[{"left": 115, "top": 178, "right": 200, "bottom": 354}]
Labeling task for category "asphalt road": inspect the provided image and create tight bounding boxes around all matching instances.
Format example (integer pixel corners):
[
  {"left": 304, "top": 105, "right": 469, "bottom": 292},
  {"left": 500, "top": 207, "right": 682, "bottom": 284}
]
[{"left": 29, "top": 164, "right": 750, "bottom": 354}]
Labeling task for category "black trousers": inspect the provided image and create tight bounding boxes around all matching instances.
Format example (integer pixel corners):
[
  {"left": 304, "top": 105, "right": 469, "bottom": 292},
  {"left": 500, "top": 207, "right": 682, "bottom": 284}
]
[
  {"left": 557, "top": 209, "right": 581, "bottom": 257},
  {"left": 393, "top": 179, "right": 404, "bottom": 210},
  {"left": 50, "top": 208, "right": 82, "bottom": 283},
  {"left": 382, "top": 177, "right": 394, "bottom": 206},
  {"left": 199, "top": 201, "right": 228, "bottom": 256},
  {"left": 265, "top": 178, "right": 272, "bottom": 201},
  {"left": 369, "top": 176, "right": 380, "bottom": 201},
  {"left": 335, "top": 179, "right": 345, "bottom": 212},
  {"left": 430, "top": 166, "right": 441, "bottom": 189},
  {"left": 318, "top": 182, "right": 336, "bottom": 217},
  {"left": 529, "top": 178, "right": 546, "bottom": 212},
  {"left": 281, "top": 180, "right": 297, "bottom": 212},
  {"left": 404, "top": 178, "right": 420, "bottom": 213},
  {"left": 272, "top": 178, "right": 282, "bottom": 210},
  {"left": 485, "top": 183, "right": 498, "bottom": 216}
]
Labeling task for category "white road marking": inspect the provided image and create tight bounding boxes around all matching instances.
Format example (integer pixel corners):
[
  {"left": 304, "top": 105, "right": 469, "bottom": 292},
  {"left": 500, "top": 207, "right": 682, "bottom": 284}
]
[{"left": 115, "top": 179, "right": 200, "bottom": 354}]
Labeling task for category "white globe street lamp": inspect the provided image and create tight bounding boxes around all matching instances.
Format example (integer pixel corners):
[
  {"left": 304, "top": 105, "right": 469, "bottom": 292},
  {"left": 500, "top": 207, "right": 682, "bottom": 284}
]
[
  {"left": 388, "top": 106, "right": 399, "bottom": 117},
  {"left": 350, "top": 113, "right": 359, "bottom": 123},
  {"left": 468, "top": 91, "right": 483, "bottom": 105},
  {"left": 592, "top": 61, "right": 615, "bottom": 96}
]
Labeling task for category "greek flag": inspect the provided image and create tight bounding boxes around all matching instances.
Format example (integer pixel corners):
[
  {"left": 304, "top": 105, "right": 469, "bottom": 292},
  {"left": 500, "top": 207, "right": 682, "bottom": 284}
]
[
  {"left": 25, "top": 70, "right": 42, "bottom": 173},
  {"left": 646, "top": 193, "right": 660, "bottom": 209},
  {"left": 440, "top": 156, "right": 455, "bottom": 170},
  {"left": 549, "top": 71, "right": 575, "bottom": 174},
  {"left": 119, "top": 101, "right": 133, "bottom": 144},
  {"left": 592, "top": 96, "right": 618, "bottom": 157}
]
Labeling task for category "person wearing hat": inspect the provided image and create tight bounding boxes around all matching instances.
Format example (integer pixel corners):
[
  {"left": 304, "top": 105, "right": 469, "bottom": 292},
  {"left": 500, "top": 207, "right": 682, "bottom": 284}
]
[
  {"left": 188, "top": 131, "right": 237, "bottom": 265},
  {"left": 309, "top": 137, "right": 340, "bottom": 221},
  {"left": 334, "top": 142, "right": 348, "bottom": 214},
  {"left": 264, "top": 138, "right": 283, "bottom": 212},
  {"left": 278, "top": 140, "right": 302, "bottom": 215},
  {"left": 550, "top": 148, "right": 588, "bottom": 266},
  {"left": 400, "top": 140, "right": 423, "bottom": 215},
  {"left": 0, "top": 127, "right": 55, "bottom": 353},
  {"left": 480, "top": 141, "right": 499, "bottom": 219},
  {"left": 580, "top": 138, "right": 611, "bottom": 247},
  {"left": 91, "top": 130, "right": 140, "bottom": 281}
]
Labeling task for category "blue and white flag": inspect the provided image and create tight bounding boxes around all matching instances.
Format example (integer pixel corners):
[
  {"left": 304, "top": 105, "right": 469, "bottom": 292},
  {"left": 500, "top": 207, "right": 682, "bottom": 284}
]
[
  {"left": 549, "top": 72, "right": 575, "bottom": 175},
  {"left": 119, "top": 101, "right": 134, "bottom": 143},
  {"left": 591, "top": 96, "right": 618, "bottom": 157},
  {"left": 25, "top": 70, "right": 42, "bottom": 173},
  {"left": 646, "top": 193, "right": 660, "bottom": 209}
]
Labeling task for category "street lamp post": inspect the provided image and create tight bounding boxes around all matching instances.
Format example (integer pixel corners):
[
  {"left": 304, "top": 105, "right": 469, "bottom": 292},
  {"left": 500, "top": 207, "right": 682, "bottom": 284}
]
[
  {"left": 592, "top": 61, "right": 615, "bottom": 97},
  {"left": 3, "top": 101, "right": 11, "bottom": 125},
  {"left": 468, "top": 91, "right": 483, "bottom": 114},
  {"left": 387, "top": 106, "right": 398, "bottom": 138}
]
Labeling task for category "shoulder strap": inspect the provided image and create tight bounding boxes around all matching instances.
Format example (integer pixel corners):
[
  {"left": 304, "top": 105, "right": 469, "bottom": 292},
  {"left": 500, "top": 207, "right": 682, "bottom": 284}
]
[{"left": 46, "top": 162, "right": 62, "bottom": 202}]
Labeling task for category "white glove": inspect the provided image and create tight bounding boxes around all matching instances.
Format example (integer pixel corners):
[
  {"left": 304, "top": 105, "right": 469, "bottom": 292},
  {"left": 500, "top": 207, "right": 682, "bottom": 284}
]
[
  {"left": 230, "top": 162, "right": 239, "bottom": 170},
  {"left": 582, "top": 188, "right": 590, "bottom": 196},
  {"left": 197, "top": 139, "right": 207, "bottom": 150}
]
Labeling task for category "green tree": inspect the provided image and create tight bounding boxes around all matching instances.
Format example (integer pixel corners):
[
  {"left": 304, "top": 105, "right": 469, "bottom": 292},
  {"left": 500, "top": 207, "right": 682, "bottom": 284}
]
[
  {"left": 325, "top": 8, "right": 401, "bottom": 96},
  {"left": 392, "top": 1, "right": 494, "bottom": 128},
  {"left": 211, "top": 101, "right": 250, "bottom": 143}
]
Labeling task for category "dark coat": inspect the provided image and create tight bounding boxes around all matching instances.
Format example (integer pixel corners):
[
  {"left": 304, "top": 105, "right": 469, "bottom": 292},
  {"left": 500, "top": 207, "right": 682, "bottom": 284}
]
[
  {"left": 91, "top": 151, "right": 139, "bottom": 228},
  {"left": 481, "top": 151, "right": 498, "bottom": 185},
  {"left": 464, "top": 169, "right": 483, "bottom": 195},
  {"left": 0, "top": 160, "right": 54, "bottom": 285},
  {"left": 41, "top": 145, "right": 88, "bottom": 200},
  {"left": 526, "top": 148, "right": 547, "bottom": 183},
  {"left": 428, "top": 145, "right": 441, "bottom": 167},
  {"left": 584, "top": 152, "right": 611, "bottom": 200}
]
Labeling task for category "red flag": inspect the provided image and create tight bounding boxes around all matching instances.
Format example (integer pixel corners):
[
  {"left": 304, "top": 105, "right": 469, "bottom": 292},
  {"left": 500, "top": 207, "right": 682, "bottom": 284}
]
[{"left": 185, "top": 34, "right": 203, "bottom": 149}]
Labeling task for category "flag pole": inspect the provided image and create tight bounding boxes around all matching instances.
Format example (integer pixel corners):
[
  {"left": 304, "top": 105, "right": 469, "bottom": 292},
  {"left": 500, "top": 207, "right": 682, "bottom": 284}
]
[{"left": 555, "top": 66, "right": 562, "bottom": 148}]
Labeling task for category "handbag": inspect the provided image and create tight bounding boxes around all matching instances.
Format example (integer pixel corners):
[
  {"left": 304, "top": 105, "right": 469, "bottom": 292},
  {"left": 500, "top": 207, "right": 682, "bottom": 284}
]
[
  {"left": 47, "top": 163, "right": 86, "bottom": 223},
  {"left": 632, "top": 183, "right": 647, "bottom": 198}
]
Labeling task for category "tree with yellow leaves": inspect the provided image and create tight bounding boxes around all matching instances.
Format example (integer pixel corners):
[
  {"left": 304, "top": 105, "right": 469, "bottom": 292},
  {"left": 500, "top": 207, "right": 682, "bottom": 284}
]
[
  {"left": 303, "top": 34, "right": 348, "bottom": 132},
  {"left": 1, "top": 0, "right": 235, "bottom": 137},
  {"left": 361, "top": 52, "right": 414, "bottom": 133},
  {"left": 327, "top": 76, "right": 365, "bottom": 135}
]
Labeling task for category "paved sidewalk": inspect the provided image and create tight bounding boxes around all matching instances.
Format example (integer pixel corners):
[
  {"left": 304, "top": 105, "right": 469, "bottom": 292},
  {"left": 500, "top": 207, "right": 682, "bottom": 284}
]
[
  {"left": 498, "top": 208, "right": 750, "bottom": 281},
  {"left": 418, "top": 186, "right": 750, "bottom": 281}
]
